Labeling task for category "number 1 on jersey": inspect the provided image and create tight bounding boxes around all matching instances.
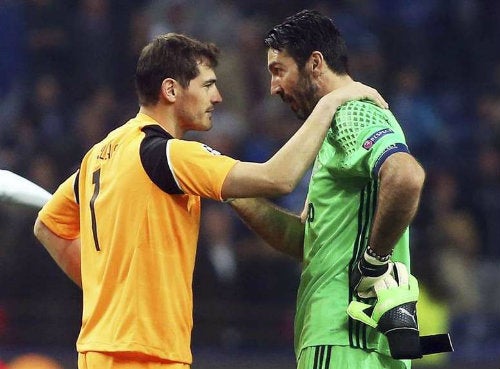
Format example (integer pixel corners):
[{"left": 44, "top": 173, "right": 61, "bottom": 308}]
[{"left": 90, "top": 168, "right": 101, "bottom": 251}]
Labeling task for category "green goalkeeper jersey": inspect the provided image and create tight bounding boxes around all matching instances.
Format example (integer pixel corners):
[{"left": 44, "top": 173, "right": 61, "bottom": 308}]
[{"left": 295, "top": 99, "right": 411, "bottom": 360}]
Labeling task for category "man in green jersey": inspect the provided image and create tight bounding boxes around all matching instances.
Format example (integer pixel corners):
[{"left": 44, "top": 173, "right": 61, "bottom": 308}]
[{"left": 230, "top": 10, "right": 425, "bottom": 369}]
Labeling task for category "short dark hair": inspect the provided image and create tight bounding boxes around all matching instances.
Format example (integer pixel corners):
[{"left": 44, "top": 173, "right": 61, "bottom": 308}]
[
  {"left": 264, "top": 9, "right": 349, "bottom": 74},
  {"left": 135, "top": 33, "right": 220, "bottom": 106}
]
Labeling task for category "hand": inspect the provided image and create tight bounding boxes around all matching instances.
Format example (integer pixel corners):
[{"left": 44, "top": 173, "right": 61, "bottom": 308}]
[
  {"left": 347, "top": 262, "right": 421, "bottom": 359},
  {"left": 350, "top": 248, "right": 392, "bottom": 299},
  {"left": 323, "top": 81, "right": 389, "bottom": 110},
  {"left": 348, "top": 263, "right": 416, "bottom": 328},
  {"left": 300, "top": 196, "right": 309, "bottom": 224}
]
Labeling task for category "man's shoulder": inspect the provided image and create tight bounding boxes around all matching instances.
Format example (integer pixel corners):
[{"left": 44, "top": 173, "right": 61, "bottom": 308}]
[
  {"left": 333, "top": 99, "right": 401, "bottom": 135},
  {"left": 336, "top": 99, "right": 388, "bottom": 121}
]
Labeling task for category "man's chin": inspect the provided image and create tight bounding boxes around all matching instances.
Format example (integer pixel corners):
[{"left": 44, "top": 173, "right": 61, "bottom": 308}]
[{"left": 193, "top": 123, "right": 212, "bottom": 132}]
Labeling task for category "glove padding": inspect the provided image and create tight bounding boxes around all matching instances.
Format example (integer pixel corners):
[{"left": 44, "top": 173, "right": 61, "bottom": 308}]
[
  {"left": 350, "top": 250, "right": 394, "bottom": 298},
  {"left": 348, "top": 262, "right": 422, "bottom": 359}
]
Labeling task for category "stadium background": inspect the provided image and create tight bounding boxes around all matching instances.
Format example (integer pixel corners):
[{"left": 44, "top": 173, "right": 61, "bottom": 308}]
[{"left": 1, "top": 0, "right": 499, "bottom": 368}]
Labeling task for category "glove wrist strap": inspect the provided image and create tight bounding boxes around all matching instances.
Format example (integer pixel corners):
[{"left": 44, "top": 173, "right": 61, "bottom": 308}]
[{"left": 365, "top": 246, "right": 392, "bottom": 264}]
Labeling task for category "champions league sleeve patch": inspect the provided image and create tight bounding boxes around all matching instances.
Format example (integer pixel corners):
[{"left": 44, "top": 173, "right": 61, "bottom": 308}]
[
  {"left": 372, "top": 143, "right": 410, "bottom": 177},
  {"left": 202, "top": 144, "right": 221, "bottom": 156},
  {"left": 362, "top": 128, "right": 394, "bottom": 150}
]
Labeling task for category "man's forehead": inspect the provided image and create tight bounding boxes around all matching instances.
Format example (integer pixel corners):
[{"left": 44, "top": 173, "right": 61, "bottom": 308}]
[
  {"left": 196, "top": 62, "right": 216, "bottom": 76},
  {"left": 197, "top": 60, "right": 213, "bottom": 70},
  {"left": 267, "top": 48, "right": 293, "bottom": 66}
]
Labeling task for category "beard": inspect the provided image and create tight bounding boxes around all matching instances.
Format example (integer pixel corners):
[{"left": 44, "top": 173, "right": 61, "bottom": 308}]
[{"left": 282, "top": 71, "right": 320, "bottom": 120}]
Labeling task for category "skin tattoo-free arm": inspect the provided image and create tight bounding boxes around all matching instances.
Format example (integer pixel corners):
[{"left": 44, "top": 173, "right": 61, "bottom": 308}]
[
  {"left": 369, "top": 152, "right": 425, "bottom": 256},
  {"left": 229, "top": 198, "right": 304, "bottom": 261},
  {"left": 33, "top": 218, "right": 82, "bottom": 288},
  {"left": 221, "top": 82, "right": 387, "bottom": 199}
]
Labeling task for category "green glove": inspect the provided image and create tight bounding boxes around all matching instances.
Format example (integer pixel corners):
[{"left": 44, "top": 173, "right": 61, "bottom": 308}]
[{"left": 347, "top": 262, "right": 422, "bottom": 359}]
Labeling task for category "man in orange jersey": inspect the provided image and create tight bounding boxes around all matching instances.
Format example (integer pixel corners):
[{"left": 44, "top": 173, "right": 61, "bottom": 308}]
[{"left": 33, "top": 33, "right": 387, "bottom": 369}]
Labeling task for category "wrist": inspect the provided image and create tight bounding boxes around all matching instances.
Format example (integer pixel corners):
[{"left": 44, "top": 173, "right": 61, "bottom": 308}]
[
  {"left": 316, "top": 95, "right": 341, "bottom": 117},
  {"left": 364, "top": 245, "right": 392, "bottom": 265}
]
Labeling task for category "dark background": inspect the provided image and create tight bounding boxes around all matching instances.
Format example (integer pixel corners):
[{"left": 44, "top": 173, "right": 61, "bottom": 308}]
[{"left": 1, "top": 1, "right": 499, "bottom": 368}]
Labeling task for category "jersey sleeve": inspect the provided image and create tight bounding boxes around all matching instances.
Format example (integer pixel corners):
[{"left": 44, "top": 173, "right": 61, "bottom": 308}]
[
  {"left": 167, "top": 139, "right": 239, "bottom": 201},
  {"left": 38, "top": 172, "right": 80, "bottom": 240},
  {"left": 331, "top": 100, "right": 409, "bottom": 178}
]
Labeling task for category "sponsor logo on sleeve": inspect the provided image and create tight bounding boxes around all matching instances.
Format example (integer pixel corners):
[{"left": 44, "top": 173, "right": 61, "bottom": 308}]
[{"left": 362, "top": 128, "right": 394, "bottom": 150}]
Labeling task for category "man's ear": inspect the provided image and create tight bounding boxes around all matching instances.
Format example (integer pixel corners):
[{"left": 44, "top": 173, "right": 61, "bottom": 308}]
[
  {"left": 161, "top": 78, "right": 177, "bottom": 102},
  {"left": 310, "top": 51, "right": 325, "bottom": 78}
]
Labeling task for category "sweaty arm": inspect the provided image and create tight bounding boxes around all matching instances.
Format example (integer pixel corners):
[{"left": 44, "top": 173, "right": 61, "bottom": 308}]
[
  {"left": 221, "top": 82, "right": 387, "bottom": 199},
  {"left": 229, "top": 198, "right": 304, "bottom": 261},
  {"left": 33, "top": 173, "right": 82, "bottom": 287},
  {"left": 369, "top": 152, "right": 425, "bottom": 256}
]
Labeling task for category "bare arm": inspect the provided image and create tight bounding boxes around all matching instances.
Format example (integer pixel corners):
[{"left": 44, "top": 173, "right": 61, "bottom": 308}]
[
  {"left": 33, "top": 217, "right": 82, "bottom": 288},
  {"left": 221, "top": 82, "right": 387, "bottom": 199},
  {"left": 369, "top": 152, "right": 425, "bottom": 256},
  {"left": 229, "top": 198, "right": 304, "bottom": 261}
]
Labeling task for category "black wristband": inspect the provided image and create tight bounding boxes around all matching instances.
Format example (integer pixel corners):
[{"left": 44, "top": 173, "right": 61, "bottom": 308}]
[{"left": 366, "top": 245, "right": 392, "bottom": 263}]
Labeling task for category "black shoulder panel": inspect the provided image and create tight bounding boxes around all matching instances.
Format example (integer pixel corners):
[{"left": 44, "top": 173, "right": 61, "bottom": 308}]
[
  {"left": 74, "top": 170, "right": 80, "bottom": 204},
  {"left": 139, "top": 125, "right": 183, "bottom": 194}
]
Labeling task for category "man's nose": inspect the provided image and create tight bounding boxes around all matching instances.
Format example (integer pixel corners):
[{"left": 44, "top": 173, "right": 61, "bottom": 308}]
[
  {"left": 270, "top": 78, "right": 282, "bottom": 96},
  {"left": 212, "top": 87, "right": 222, "bottom": 103}
]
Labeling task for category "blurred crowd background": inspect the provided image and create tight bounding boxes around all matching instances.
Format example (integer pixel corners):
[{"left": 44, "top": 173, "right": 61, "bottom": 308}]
[{"left": 1, "top": 0, "right": 500, "bottom": 368}]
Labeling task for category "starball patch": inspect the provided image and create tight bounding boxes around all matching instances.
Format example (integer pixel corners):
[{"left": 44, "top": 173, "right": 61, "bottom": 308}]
[{"left": 362, "top": 128, "right": 394, "bottom": 150}]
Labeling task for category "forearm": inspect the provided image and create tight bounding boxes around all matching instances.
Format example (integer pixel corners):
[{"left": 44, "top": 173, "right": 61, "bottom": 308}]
[
  {"left": 222, "top": 99, "right": 338, "bottom": 199},
  {"left": 262, "top": 99, "right": 340, "bottom": 193},
  {"left": 369, "top": 153, "right": 425, "bottom": 255},
  {"left": 263, "top": 82, "right": 388, "bottom": 193},
  {"left": 34, "top": 218, "right": 82, "bottom": 288},
  {"left": 229, "top": 198, "right": 304, "bottom": 261},
  {"left": 221, "top": 82, "right": 388, "bottom": 199}
]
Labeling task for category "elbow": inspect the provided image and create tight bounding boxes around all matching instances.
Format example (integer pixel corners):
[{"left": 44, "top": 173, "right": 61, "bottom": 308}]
[
  {"left": 33, "top": 217, "right": 48, "bottom": 243},
  {"left": 410, "top": 162, "right": 426, "bottom": 194},
  {"left": 33, "top": 217, "right": 42, "bottom": 240},
  {"left": 260, "top": 170, "right": 296, "bottom": 196},
  {"left": 273, "top": 179, "right": 296, "bottom": 196},
  {"left": 280, "top": 181, "right": 296, "bottom": 196},
  {"left": 400, "top": 162, "right": 426, "bottom": 197},
  {"left": 259, "top": 162, "right": 299, "bottom": 196},
  {"left": 381, "top": 154, "right": 426, "bottom": 196}
]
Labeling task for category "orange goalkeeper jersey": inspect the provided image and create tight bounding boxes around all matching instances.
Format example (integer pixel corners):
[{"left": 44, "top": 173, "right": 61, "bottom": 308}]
[{"left": 38, "top": 112, "right": 238, "bottom": 364}]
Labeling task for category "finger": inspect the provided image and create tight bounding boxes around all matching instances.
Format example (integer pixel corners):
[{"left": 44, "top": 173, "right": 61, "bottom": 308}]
[
  {"left": 373, "top": 276, "right": 397, "bottom": 293},
  {"left": 372, "top": 91, "right": 388, "bottom": 109},
  {"left": 362, "top": 87, "right": 388, "bottom": 109},
  {"left": 300, "top": 197, "right": 309, "bottom": 224},
  {"left": 378, "top": 95, "right": 389, "bottom": 109}
]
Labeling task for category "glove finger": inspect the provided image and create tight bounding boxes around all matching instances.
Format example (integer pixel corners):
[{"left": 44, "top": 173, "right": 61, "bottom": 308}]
[
  {"left": 358, "top": 290, "right": 377, "bottom": 299},
  {"left": 373, "top": 275, "right": 397, "bottom": 293},
  {"left": 358, "top": 276, "right": 383, "bottom": 297}
]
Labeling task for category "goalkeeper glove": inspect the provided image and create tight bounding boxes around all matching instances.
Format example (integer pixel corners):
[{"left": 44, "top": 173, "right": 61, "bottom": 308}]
[
  {"left": 348, "top": 262, "right": 421, "bottom": 359},
  {"left": 350, "top": 246, "right": 393, "bottom": 299},
  {"left": 348, "top": 262, "right": 453, "bottom": 359}
]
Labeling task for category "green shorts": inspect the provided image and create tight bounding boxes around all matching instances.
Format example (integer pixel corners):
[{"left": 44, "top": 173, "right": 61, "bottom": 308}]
[{"left": 297, "top": 345, "right": 410, "bottom": 369}]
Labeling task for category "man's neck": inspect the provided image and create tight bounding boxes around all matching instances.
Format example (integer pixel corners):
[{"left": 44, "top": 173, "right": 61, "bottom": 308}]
[
  {"left": 138, "top": 106, "right": 183, "bottom": 138},
  {"left": 319, "top": 73, "right": 354, "bottom": 96}
]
